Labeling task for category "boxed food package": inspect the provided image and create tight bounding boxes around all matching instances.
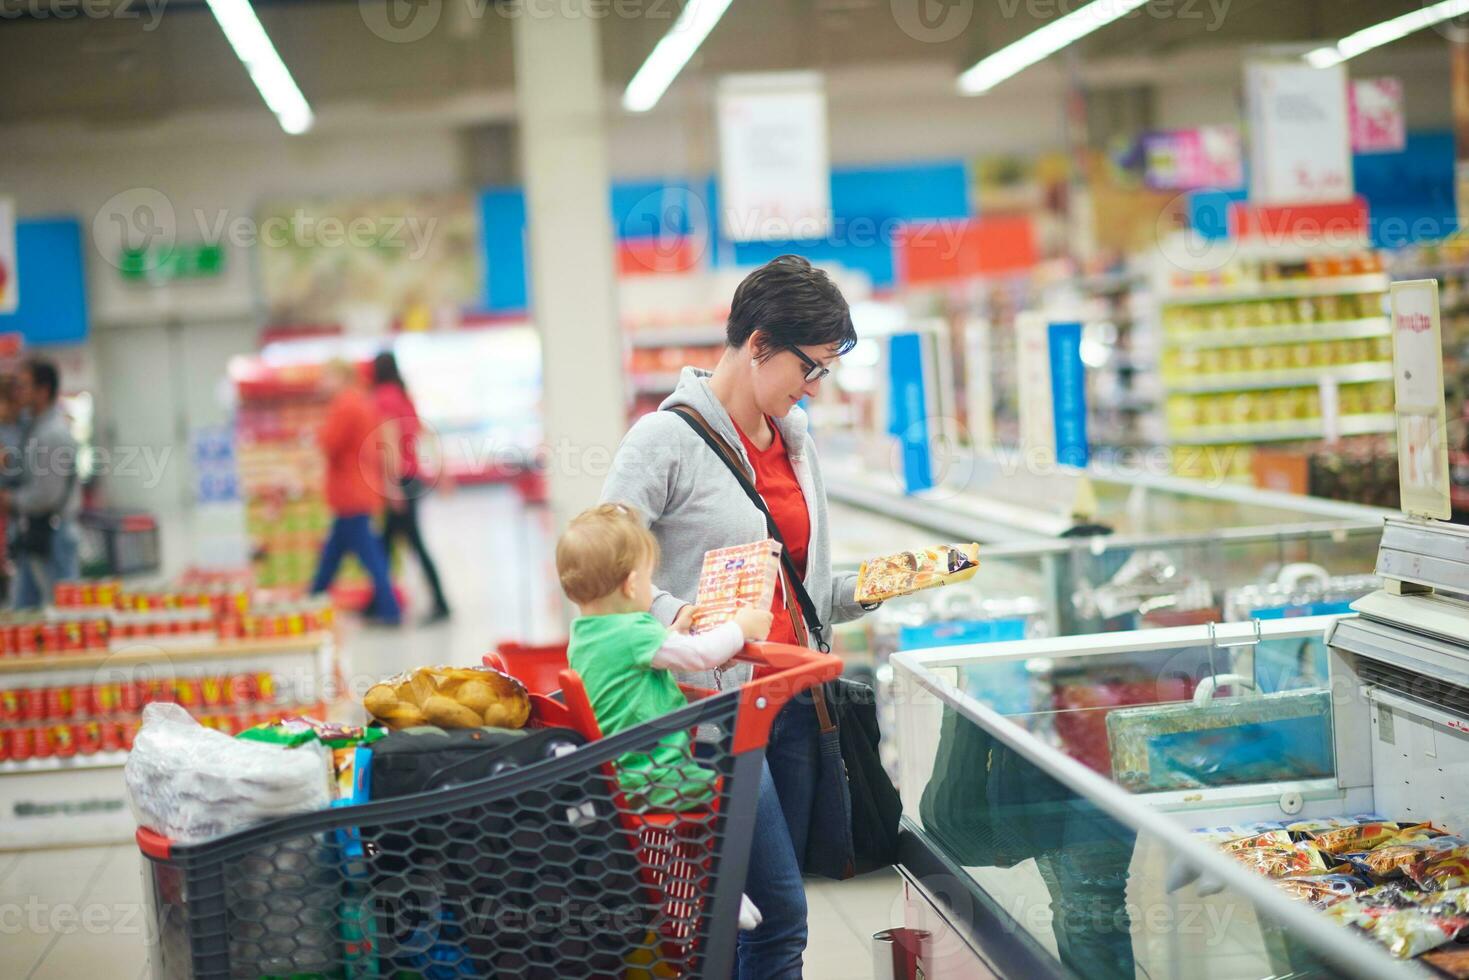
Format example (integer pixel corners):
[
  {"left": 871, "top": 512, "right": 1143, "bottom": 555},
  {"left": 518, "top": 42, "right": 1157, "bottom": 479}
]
[
  {"left": 1106, "top": 688, "right": 1334, "bottom": 792},
  {"left": 853, "top": 543, "right": 980, "bottom": 605},
  {"left": 690, "top": 539, "right": 782, "bottom": 634}
]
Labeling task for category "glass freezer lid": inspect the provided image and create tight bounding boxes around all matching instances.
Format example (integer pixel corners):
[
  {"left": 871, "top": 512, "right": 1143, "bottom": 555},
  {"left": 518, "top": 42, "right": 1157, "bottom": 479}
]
[{"left": 890, "top": 616, "right": 1421, "bottom": 980}]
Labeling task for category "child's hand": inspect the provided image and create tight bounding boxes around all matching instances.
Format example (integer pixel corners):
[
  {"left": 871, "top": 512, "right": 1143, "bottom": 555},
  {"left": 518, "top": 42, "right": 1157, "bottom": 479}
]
[{"left": 733, "top": 606, "right": 773, "bottom": 642}]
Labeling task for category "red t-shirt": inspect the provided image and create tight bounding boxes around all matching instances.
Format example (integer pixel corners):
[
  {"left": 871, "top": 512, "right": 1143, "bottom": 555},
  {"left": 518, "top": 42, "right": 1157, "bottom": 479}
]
[
  {"left": 319, "top": 387, "right": 385, "bottom": 516},
  {"left": 372, "top": 382, "right": 421, "bottom": 481},
  {"left": 735, "top": 419, "right": 810, "bottom": 647}
]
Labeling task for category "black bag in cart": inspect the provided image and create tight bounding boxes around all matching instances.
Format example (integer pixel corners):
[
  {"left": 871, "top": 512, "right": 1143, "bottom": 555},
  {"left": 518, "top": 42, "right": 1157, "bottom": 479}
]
[{"left": 361, "top": 725, "right": 649, "bottom": 976}]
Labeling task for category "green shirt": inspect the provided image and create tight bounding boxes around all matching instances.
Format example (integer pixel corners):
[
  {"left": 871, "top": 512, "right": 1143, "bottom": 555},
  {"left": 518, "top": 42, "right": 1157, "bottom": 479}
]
[{"left": 567, "top": 612, "right": 716, "bottom": 810}]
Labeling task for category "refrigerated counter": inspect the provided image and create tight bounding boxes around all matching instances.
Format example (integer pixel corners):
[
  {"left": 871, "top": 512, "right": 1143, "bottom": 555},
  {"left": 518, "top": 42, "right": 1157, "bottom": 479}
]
[
  {"left": 824, "top": 453, "right": 1389, "bottom": 545},
  {"left": 887, "top": 515, "right": 1469, "bottom": 980}
]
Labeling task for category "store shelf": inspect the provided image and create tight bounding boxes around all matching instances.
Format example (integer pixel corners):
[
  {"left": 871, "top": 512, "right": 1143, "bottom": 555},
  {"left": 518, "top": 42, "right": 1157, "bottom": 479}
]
[
  {"left": 1170, "top": 413, "right": 1396, "bottom": 445},
  {"left": 0, "top": 751, "right": 128, "bottom": 774},
  {"left": 630, "top": 373, "right": 684, "bottom": 395},
  {"left": 1166, "top": 317, "right": 1389, "bottom": 350},
  {"left": 626, "top": 326, "right": 726, "bottom": 348},
  {"left": 1161, "top": 275, "right": 1389, "bottom": 306},
  {"left": 1166, "top": 362, "right": 1393, "bottom": 394},
  {"left": 0, "top": 634, "right": 330, "bottom": 675}
]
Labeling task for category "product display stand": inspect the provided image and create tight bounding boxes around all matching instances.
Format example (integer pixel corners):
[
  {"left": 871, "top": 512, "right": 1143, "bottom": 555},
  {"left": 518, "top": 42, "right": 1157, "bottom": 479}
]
[
  {"left": 1159, "top": 250, "right": 1394, "bottom": 482},
  {"left": 0, "top": 631, "right": 335, "bottom": 849}
]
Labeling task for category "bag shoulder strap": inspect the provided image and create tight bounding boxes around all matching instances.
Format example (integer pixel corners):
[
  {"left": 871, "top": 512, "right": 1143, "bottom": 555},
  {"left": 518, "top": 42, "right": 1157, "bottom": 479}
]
[{"left": 666, "top": 406, "right": 829, "bottom": 653}]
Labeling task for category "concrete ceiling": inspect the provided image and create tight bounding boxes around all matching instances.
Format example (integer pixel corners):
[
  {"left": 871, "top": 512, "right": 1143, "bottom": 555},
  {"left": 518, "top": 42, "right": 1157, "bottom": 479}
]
[{"left": 0, "top": 0, "right": 1448, "bottom": 127}]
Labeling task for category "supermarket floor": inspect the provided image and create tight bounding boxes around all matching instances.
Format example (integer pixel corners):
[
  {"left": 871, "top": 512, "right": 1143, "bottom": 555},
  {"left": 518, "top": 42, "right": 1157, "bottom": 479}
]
[{"left": 3, "top": 484, "right": 903, "bottom": 979}]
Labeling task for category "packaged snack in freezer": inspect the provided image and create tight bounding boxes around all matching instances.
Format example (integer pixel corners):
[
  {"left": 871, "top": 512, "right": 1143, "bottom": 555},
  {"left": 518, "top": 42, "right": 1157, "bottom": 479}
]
[
  {"left": 1326, "top": 882, "right": 1431, "bottom": 929},
  {"left": 1285, "top": 816, "right": 1383, "bottom": 840},
  {"left": 1411, "top": 850, "right": 1469, "bottom": 892},
  {"left": 1348, "top": 837, "right": 1469, "bottom": 881},
  {"left": 1273, "top": 866, "right": 1372, "bottom": 908},
  {"left": 1369, "top": 896, "right": 1469, "bottom": 960},
  {"left": 853, "top": 543, "right": 980, "bottom": 605},
  {"left": 1220, "top": 829, "right": 1295, "bottom": 852},
  {"left": 1313, "top": 821, "right": 1404, "bottom": 855},
  {"left": 1192, "top": 820, "right": 1287, "bottom": 844},
  {"left": 1227, "top": 842, "right": 1328, "bottom": 878}
]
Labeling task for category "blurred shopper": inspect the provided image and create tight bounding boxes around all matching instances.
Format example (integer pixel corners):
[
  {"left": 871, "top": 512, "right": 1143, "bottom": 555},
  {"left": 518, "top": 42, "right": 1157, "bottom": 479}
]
[
  {"left": 3, "top": 360, "right": 80, "bottom": 609},
  {"left": 371, "top": 351, "right": 451, "bottom": 625},
  {"left": 309, "top": 360, "right": 401, "bottom": 626}
]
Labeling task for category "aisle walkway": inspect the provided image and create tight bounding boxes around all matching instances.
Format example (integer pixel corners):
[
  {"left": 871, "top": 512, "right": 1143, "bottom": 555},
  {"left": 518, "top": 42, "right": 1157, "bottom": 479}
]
[{"left": 2, "top": 484, "right": 901, "bottom": 979}]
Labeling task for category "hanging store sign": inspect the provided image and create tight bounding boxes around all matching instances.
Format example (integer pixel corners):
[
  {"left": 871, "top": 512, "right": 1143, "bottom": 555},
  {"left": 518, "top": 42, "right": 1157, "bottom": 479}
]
[
  {"left": 1349, "top": 77, "right": 1405, "bottom": 154},
  {"left": 1142, "top": 126, "right": 1244, "bottom": 191},
  {"left": 0, "top": 198, "right": 16, "bottom": 314},
  {"left": 716, "top": 72, "right": 831, "bottom": 242},
  {"left": 1047, "top": 321, "right": 1089, "bottom": 469},
  {"left": 1246, "top": 59, "right": 1353, "bottom": 204},
  {"left": 1389, "top": 279, "right": 1451, "bottom": 521},
  {"left": 887, "top": 331, "right": 934, "bottom": 494}
]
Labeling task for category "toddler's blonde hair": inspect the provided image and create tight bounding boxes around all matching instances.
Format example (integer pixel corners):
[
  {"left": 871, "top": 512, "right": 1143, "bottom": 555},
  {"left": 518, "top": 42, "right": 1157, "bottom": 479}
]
[{"left": 556, "top": 504, "right": 661, "bottom": 604}]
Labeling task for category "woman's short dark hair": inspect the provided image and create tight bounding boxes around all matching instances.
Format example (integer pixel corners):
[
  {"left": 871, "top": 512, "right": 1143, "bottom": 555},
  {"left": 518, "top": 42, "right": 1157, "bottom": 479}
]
[
  {"left": 726, "top": 255, "right": 858, "bottom": 361},
  {"left": 372, "top": 351, "right": 405, "bottom": 389}
]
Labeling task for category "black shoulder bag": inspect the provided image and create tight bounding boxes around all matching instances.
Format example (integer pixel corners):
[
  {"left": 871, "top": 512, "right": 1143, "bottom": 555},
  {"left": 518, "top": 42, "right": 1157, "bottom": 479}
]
[{"left": 667, "top": 406, "right": 900, "bottom": 879}]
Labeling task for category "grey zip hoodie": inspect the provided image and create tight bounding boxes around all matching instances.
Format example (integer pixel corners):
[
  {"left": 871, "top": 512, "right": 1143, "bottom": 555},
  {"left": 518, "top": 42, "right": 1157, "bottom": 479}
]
[{"left": 600, "top": 367, "right": 866, "bottom": 688}]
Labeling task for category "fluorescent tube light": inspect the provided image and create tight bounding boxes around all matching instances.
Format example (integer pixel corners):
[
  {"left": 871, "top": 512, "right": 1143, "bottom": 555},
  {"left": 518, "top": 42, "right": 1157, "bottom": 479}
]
[
  {"left": 1306, "top": 0, "right": 1469, "bottom": 69},
  {"left": 205, "top": 0, "right": 314, "bottom": 134},
  {"left": 622, "top": 0, "right": 735, "bottom": 112},
  {"left": 958, "top": 0, "right": 1151, "bottom": 95}
]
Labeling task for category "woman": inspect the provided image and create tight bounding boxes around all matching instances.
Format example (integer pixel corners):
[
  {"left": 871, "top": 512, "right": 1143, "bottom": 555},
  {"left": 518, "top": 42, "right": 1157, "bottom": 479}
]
[
  {"left": 371, "top": 351, "right": 452, "bottom": 625},
  {"left": 601, "top": 255, "right": 875, "bottom": 979}
]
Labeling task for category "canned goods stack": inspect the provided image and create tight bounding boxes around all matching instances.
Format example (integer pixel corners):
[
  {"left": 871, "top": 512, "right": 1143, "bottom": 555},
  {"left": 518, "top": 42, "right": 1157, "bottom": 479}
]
[
  {"left": 0, "top": 672, "right": 316, "bottom": 763},
  {"left": 216, "top": 598, "right": 335, "bottom": 641},
  {"left": 0, "top": 613, "right": 110, "bottom": 657}
]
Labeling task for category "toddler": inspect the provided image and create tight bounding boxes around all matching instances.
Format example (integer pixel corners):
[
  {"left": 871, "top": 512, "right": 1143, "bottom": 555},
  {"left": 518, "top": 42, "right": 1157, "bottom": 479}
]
[{"left": 557, "top": 504, "right": 770, "bottom": 930}]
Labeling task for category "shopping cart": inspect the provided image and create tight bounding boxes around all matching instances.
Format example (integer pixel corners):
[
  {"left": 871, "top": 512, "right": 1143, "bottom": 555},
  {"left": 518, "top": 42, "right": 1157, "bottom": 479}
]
[{"left": 135, "top": 641, "right": 840, "bottom": 979}]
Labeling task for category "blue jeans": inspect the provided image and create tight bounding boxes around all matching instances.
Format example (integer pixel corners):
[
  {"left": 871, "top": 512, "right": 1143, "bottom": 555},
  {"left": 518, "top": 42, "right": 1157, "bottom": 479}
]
[
  {"left": 14, "top": 520, "right": 79, "bottom": 610},
  {"left": 736, "top": 696, "right": 820, "bottom": 980},
  {"left": 309, "top": 514, "right": 401, "bottom": 622}
]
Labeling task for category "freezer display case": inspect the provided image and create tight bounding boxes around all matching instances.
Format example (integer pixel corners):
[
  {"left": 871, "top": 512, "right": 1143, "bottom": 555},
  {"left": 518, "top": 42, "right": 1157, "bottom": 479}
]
[
  {"left": 833, "top": 501, "right": 1384, "bottom": 646},
  {"left": 888, "top": 513, "right": 1469, "bottom": 979}
]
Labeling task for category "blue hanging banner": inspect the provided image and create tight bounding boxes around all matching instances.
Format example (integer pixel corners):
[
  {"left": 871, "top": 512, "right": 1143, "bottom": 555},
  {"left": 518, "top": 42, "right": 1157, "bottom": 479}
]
[
  {"left": 1047, "top": 321, "right": 1088, "bottom": 468},
  {"left": 887, "top": 332, "right": 933, "bottom": 494}
]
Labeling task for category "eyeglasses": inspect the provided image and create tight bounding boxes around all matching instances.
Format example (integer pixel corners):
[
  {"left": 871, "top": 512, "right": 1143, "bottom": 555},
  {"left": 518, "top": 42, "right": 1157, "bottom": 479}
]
[{"left": 787, "top": 346, "right": 832, "bottom": 383}]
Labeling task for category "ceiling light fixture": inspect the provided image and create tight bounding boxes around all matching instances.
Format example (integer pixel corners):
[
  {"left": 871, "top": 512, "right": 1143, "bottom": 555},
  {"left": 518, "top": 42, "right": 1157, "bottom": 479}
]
[
  {"left": 1305, "top": 0, "right": 1469, "bottom": 69},
  {"left": 622, "top": 0, "right": 735, "bottom": 112},
  {"left": 958, "top": 0, "right": 1151, "bottom": 95},
  {"left": 205, "top": 0, "right": 314, "bottom": 134}
]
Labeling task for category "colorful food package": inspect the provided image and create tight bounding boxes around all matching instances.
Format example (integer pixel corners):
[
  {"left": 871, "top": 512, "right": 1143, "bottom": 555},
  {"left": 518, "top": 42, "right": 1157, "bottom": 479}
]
[
  {"left": 1273, "top": 866, "right": 1372, "bottom": 908},
  {"left": 1326, "top": 882, "right": 1431, "bottom": 930},
  {"left": 1192, "top": 820, "right": 1287, "bottom": 844},
  {"left": 363, "top": 666, "right": 530, "bottom": 730},
  {"left": 1227, "top": 841, "right": 1329, "bottom": 878},
  {"left": 1220, "top": 830, "right": 1295, "bottom": 852},
  {"left": 1313, "top": 821, "right": 1404, "bottom": 856},
  {"left": 1286, "top": 814, "right": 1393, "bottom": 841},
  {"left": 1366, "top": 891, "right": 1469, "bottom": 959},
  {"left": 852, "top": 543, "right": 979, "bottom": 605},
  {"left": 689, "top": 539, "right": 783, "bottom": 635},
  {"left": 1347, "top": 837, "right": 1469, "bottom": 881},
  {"left": 1411, "top": 850, "right": 1469, "bottom": 892}
]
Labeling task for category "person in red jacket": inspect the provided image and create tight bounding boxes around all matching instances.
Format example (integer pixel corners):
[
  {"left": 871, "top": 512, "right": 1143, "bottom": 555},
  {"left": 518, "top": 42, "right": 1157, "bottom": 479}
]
[
  {"left": 371, "top": 351, "right": 451, "bottom": 625},
  {"left": 308, "top": 360, "right": 402, "bottom": 625}
]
